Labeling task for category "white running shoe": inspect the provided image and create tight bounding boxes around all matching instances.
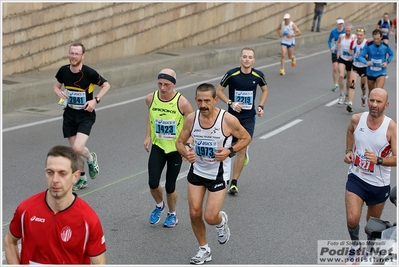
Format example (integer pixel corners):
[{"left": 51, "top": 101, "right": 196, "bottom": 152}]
[
  {"left": 338, "top": 95, "right": 345, "bottom": 105},
  {"left": 190, "top": 247, "right": 212, "bottom": 265},
  {"left": 361, "top": 95, "right": 367, "bottom": 107},
  {"left": 216, "top": 211, "right": 230, "bottom": 244},
  {"left": 344, "top": 96, "right": 349, "bottom": 105}
]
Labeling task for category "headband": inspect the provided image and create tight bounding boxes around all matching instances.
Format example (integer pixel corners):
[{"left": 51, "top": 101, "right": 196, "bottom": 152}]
[{"left": 158, "top": 73, "right": 176, "bottom": 84}]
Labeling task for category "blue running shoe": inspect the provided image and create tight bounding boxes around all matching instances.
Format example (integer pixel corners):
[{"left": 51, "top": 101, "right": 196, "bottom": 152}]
[
  {"left": 163, "top": 213, "right": 178, "bottom": 228},
  {"left": 149, "top": 202, "right": 165, "bottom": 225}
]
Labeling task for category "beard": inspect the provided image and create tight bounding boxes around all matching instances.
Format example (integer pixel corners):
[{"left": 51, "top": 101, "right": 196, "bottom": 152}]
[
  {"left": 69, "top": 58, "right": 82, "bottom": 67},
  {"left": 369, "top": 107, "right": 382, "bottom": 118}
]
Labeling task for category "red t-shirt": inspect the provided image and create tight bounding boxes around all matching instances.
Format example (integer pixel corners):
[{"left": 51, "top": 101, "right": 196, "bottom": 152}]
[{"left": 9, "top": 191, "right": 106, "bottom": 264}]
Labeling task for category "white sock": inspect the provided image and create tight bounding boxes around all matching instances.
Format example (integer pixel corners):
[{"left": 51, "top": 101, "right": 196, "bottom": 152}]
[
  {"left": 87, "top": 154, "right": 93, "bottom": 163},
  {"left": 156, "top": 202, "right": 164, "bottom": 208},
  {"left": 200, "top": 244, "right": 210, "bottom": 252},
  {"left": 80, "top": 174, "right": 87, "bottom": 181}
]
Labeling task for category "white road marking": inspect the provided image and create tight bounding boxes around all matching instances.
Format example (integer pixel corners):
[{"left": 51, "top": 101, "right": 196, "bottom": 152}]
[
  {"left": 326, "top": 99, "right": 338, "bottom": 106},
  {"left": 259, "top": 119, "right": 303, "bottom": 140}
]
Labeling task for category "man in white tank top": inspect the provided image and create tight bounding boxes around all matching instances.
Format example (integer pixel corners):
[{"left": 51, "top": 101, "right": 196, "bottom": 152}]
[
  {"left": 176, "top": 83, "right": 251, "bottom": 264},
  {"left": 337, "top": 23, "right": 356, "bottom": 105},
  {"left": 346, "top": 28, "right": 369, "bottom": 112},
  {"left": 344, "top": 88, "right": 397, "bottom": 258},
  {"left": 277, "top": 13, "right": 301, "bottom": 75}
]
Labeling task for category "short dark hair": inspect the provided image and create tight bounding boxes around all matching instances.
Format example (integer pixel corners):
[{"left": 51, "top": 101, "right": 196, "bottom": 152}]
[
  {"left": 372, "top": 29, "right": 383, "bottom": 37},
  {"left": 46, "top": 145, "right": 79, "bottom": 173},
  {"left": 70, "top": 42, "right": 86, "bottom": 54},
  {"left": 241, "top": 47, "right": 255, "bottom": 57},
  {"left": 196, "top": 83, "right": 216, "bottom": 98}
]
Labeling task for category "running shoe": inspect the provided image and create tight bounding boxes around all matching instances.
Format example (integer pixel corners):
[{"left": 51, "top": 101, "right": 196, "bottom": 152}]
[
  {"left": 163, "top": 213, "right": 178, "bottom": 228},
  {"left": 149, "top": 202, "right": 165, "bottom": 225},
  {"left": 344, "top": 96, "right": 349, "bottom": 105},
  {"left": 216, "top": 211, "right": 230, "bottom": 244},
  {"left": 338, "top": 95, "right": 345, "bottom": 105},
  {"left": 361, "top": 95, "right": 367, "bottom": 107},
  {"left": 87, "top": 152, "right": 99, "bottom": 179},
  {"left": 279, "top": 69, "right": 285, "bottom": 75},
  {"left": 229, "top": 184, "right": 239, "bottom": 194},
  {"left": 346, "top": 105, "right": 353, "bottom": 113},
  {"left": 331, "top": 84, "right": 338, "bottom": 92},
  {"left": 73, "top": 177, "right": 87, "bottom": 191},
  {"left": 190, "top": 247, "right": 212, "bottom": 265},
  {"left": 244, "top": 155, "right": 249, "bottom": 166},
  {"left": 291, "top": 57, "right": 296, "bottom": 67},
  {"left": 244, "top": 147, "right": 249, "bottom": 166}
]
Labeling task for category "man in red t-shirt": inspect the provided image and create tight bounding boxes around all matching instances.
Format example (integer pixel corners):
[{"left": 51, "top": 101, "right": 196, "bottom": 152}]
[
  {"left": 4, "top": 145, "right": 106, "bottom": 264},
  {"left": 393, "top": 17, "right": 397, "bottom": 44}
]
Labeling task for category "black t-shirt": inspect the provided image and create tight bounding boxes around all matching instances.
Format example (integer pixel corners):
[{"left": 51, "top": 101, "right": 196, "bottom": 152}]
[
  {"left": 55, "top": 64, "right": 107, "bottom": 105},
  {"left": 220, "top": 67, "right": 267, "bottom": 119}
]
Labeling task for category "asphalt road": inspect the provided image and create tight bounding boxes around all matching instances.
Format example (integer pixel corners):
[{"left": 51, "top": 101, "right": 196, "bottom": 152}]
[{"left": 2, "top": 41, "right": 397, "bottom": 265}]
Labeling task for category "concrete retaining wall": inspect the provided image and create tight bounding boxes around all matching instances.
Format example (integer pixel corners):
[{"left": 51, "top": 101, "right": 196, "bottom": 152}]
[{"left": 2, "top": 2, "right": 396, "bottom": 76}]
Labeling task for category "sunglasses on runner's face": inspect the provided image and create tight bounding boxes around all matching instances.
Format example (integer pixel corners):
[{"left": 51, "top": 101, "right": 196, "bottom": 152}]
[{"left": 357, "top": 28, "right": 365, "bottom": 32}]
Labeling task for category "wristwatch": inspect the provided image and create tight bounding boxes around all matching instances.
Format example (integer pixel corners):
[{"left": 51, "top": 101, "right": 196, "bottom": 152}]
[
  {"left": 377, "top": 157, "right": 383, "bottom": 165},
  {"left": 95, "top": 97, "right": 101, "bottom": 104},
  {"left": 185, "top": 143, "right": 193, "bottom": 149},
  {"left": 227, "top": 99, "right": 232, "bottom": 106},
  {"left": 228, "top": 147, "right": 236, "bottom": 158}
]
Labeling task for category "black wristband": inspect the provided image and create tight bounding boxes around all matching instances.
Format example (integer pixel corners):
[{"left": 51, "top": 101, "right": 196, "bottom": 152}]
[{"left": 258, "top": 105, "right": 264, "bottom": 110}]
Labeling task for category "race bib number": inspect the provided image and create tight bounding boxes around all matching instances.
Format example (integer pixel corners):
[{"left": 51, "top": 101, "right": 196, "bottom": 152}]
[
  {"left": 353, "top": 50, "right": 360, "bottom": 62},
  {"left": 342, "top": 49, "right": 350, "bottom": 56},
  {"left": 194, "top": 139, "right": 217, "bottom": 162},
  {"left": 354, "top": 154, "right": 375, "bottom": 173},
  {"left": 370, "top": 59, "right": 382, "bottom": 71},
  {"left": 234, "top": 91, "right": 253, "bottom": 110},
  {"left": 155, "top": 119, "right": 176, "bottom": 140},
  {"left": 67, "top": 91, "right": 86, "bottom": 105}
]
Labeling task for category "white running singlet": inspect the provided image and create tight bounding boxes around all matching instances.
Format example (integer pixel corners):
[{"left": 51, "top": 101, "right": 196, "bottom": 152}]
[
  {"left": 351, "top": 38, "right": 368, "bottom": 68},
  {"left": 349, "top": 112, "right": 393, "bottom": 187},
  {"left": 339, "top": 33, "right": 356, "bottom": 61},
  {"left": 281, "top": 21, "right": 295, "bottom": 46},
  {"left": 191, "top": 109, "right": 232, "bottom": 181}
]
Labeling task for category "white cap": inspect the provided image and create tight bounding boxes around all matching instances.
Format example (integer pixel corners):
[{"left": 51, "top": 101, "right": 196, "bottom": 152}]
[
  {"left": 336, "top": 19, "right": 344, "bottom": 24},
  {"left": 283, "top": 13, "right": 290, "bottom": 19}
]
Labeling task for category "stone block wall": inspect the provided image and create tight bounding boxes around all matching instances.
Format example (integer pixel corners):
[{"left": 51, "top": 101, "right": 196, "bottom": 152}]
[{"left": 2, "top": 2, "right": 396, "bottom": 76}]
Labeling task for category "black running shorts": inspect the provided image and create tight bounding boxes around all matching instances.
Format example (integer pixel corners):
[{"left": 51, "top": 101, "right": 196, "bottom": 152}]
[{"left": 62, "top": 107, "right": 96, "bottom": 138}]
